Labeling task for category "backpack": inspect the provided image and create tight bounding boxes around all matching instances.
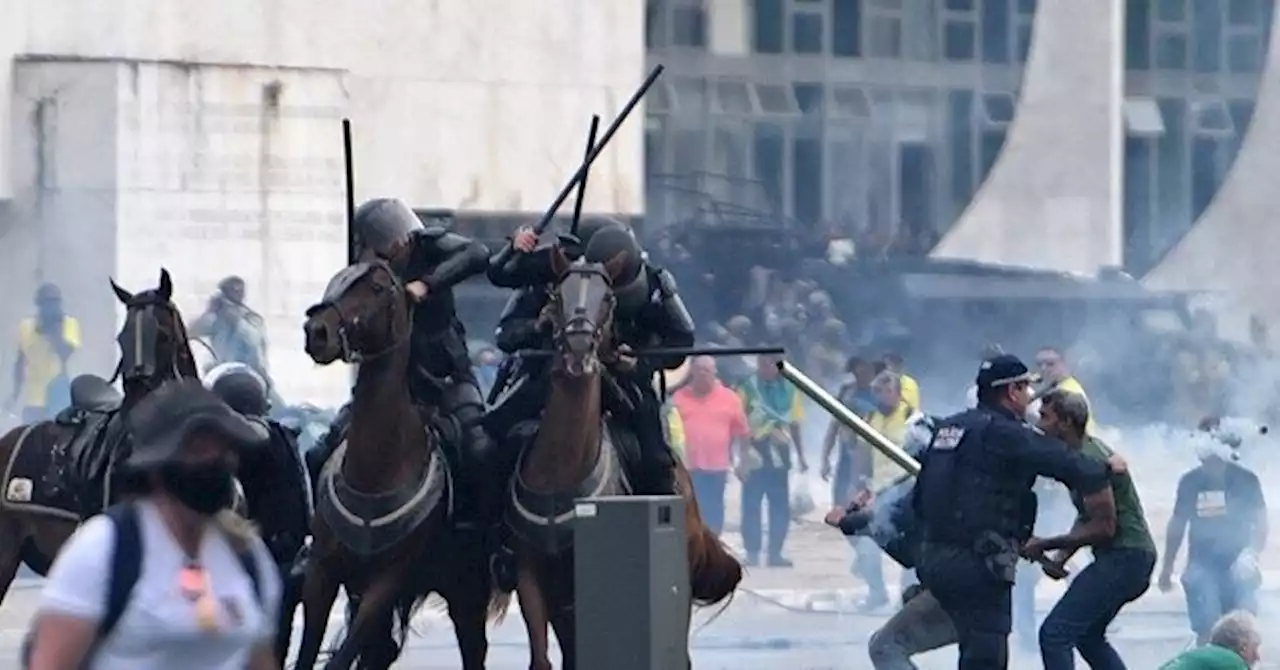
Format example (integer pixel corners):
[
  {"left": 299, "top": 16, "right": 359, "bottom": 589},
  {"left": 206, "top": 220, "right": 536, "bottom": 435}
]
[{"left": 23, "top": 503, "right": 264, "bottom": 668}]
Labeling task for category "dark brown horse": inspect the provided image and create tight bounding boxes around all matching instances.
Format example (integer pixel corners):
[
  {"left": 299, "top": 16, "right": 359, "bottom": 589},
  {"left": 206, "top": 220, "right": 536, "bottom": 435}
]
[
  {"left": 298, "top": 259, "right": 508, "bottom": 670},
  {"left": 508, "top": 248, "right": 742, "bottom": 670},
  {"left": 0, "top": 269, "right": 200, "bottom": 602}
]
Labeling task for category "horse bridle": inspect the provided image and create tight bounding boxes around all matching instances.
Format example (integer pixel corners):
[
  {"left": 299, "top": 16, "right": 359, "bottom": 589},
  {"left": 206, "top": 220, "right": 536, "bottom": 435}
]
[
  {"left": 112, "top": 296, "right": 193, "bottom": 385},
  {"left": 548, "top": 262, "right": 618, "bottom": 368},
  {"left": 308, "top": 260, "right": 413, "bottom": 364}
]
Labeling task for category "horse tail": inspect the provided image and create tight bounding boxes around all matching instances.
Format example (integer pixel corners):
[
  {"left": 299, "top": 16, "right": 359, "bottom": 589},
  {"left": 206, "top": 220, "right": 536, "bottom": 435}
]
[
  {"left": 487, "top": 590, "right": 512, "bottom": 623},
  {"left": 676, "top": 463, "right": 742, "bottom": 606}
]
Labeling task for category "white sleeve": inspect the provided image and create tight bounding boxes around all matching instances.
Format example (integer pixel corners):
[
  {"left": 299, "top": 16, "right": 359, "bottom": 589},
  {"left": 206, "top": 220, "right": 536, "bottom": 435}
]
[
  {"left": 38, "top": 516, "right": 114, "bottom": 621},
  {"left": 248, "top": 536, "right": 283, "bottom": 640}
]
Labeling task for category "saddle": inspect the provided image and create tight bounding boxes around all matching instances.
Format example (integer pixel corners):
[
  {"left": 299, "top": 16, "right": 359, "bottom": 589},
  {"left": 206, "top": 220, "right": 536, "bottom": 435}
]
[{"left": 54, "top": 374, "right": 129, "bottom": 515}]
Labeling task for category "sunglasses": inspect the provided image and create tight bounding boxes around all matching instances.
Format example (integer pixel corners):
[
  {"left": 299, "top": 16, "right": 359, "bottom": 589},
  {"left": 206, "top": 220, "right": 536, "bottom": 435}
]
[{"left": 179, "top": 562, "right": 220, "bottom": 632}]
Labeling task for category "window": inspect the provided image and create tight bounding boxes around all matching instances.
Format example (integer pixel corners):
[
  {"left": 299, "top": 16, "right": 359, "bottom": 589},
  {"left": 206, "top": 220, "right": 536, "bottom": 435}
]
[
  {"left": 753, "top": 122, "right": 787, "bottom": 211},
  {"left": 1155, "top": 0, "right": 1186, "bottom": 21},
  {"left": 672, "top": 5, "right": 708, "bottom": 47},
  {"left": 1154, "top": 32, "right": 1189, "bottom": 69},
  {"left": 946, "top": 0, "right": 975, "bottom": 10},
  {"left": 1191, "top": 99, "right": 1235, "bottom": 136},
  {"left": 646, "top": 0, "right": 665, "bottom": 48},
  {"left": 755, "top": 83, "right": 802, "bottom": 115},
  {"left": 1124, "top": 97, "right": 1166, "bottom": 137},
  {"left": 832, "top": 0, "right": 862, "bottom": 56},
  {"left": 1016, "top": 22, "right": 1033, "bottom": 62},
  {"left": 791, "top": 10, "right": 825, "bottom": 54},
  {"left": 980, "top": 0, "right": 1012, "bottom": 63},
  {"left": 1191, "top": 1, "right": 1223, "bottom": 72},
  {"left": 869, "top": 0, "right": 903, "bottom": 8},
  {"left": 1227, "top": 33, "right": 1263, "bottom": 72},
  {"left": 943, "top": 19, "right": 977, "bottom": 60},
  {"left": 793, "top": 82, "right": 826, "bottom": 115},
  {"left": 1229, "top": 0, "right": 1263, "bottom": 26},
  {"left": 980, "top": 93, "right": 1016, "bottom": 126},
  {"left": 948, "top": 89, "right": 976, "bottom": 207},
  {"left": 711, "top": 127, "right": 752, "bottom": 179},
  {"left": 867, "top": 15, "right": 903, "bottom": 57},
  {"left": 649, "top": 81, "right": 674, "bottom": 114},
  {"left": 831, "top": 86, "right": 873, "bottom": 119},
  {"left": 1126, "top": 0, "right": 1151, "bottom": 69},
  {"left": 754, "top": 0, "right": 785, "bottom": 53},
  {"left": 1017, "top": 0, "right": 1037, "bottom": 16},
  {"left": 714, "top": 80, "right": 757, "bottom": 115},
  {"left": 671, "top": 77, "right": 709, "bottom": 113}
]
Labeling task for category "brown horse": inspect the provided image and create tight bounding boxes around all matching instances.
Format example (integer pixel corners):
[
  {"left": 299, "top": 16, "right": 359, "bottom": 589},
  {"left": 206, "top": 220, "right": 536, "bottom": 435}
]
[
  {"left": 298, "top": 259, "right": 508, "bottom": 670},
  {"left": 0, "top": 268, "right": 200, "bottom": 603},
  {"left": 508, "top": 248, "right": 742, "bottom": 670}
]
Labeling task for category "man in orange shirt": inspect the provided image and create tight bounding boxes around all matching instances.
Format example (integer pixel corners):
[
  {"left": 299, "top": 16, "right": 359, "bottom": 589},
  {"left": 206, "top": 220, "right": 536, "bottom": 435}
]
[{"left": 672, "top": 356, "right": 749, "bottom": 536}]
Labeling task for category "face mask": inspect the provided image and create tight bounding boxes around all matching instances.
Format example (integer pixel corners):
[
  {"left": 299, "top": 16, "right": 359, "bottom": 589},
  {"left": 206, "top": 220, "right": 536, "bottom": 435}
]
[{"left": 160, "top": 464, "right": 234, "bottom": 516}]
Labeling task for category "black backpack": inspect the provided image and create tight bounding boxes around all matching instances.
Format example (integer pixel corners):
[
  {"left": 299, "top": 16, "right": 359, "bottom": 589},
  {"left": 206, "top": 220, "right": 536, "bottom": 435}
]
[{"left": 23, "top": 503, "right": 264, "bottom": 668}]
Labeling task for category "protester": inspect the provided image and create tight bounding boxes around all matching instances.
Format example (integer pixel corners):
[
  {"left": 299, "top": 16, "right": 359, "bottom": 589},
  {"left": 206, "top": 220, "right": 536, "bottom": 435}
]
[
  {"left": 671, "top": 356, "right": 749, "bottom": 537},
  {"left": 882, "top": 352, "right": 921, "bottom": 410},
  {"left": 10, "top": 283, "right": 81, "bottom": 422},
  {"left": 1158, "top": 425, "right": 1267, "bottom": 644},
  {"left": 191, "top": 276, "right": 269, "bottom": 381},
  {"left": 1029, "top": 390, "right": 1157, "bottom": 669},
  {"left": 1159, "top": 610, "right": 1262, "bottom": 669},
  {"left": 737, "top": 353, "right": 807, "bottom": 567},
  {"left": 1035, "top": 346, "right": 1096, "bottom": 433},
  {"left": 27, "top": 379, "right": 281, "bottom": 670}
]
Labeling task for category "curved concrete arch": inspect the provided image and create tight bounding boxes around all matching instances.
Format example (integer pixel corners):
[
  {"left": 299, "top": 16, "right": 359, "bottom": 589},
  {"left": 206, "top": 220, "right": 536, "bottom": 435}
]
[
  {"left": 931, "top": 1, "right": 1123, "bottom": 275},
  {"left": 1144, "top": 9, "right": 1280, "bottom": 342}
]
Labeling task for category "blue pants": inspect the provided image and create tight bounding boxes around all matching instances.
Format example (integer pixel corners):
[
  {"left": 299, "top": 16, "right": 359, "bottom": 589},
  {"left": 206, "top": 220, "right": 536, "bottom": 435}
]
[
  {"left": 689, "top": 470, "right": 727, "bottom": 536},
  {"left": 919, "top": 547, "right": 1012, "bottom": 670},
  {"left": 1039, "top": 548, "right": 1155, "bottom": 669},
  {"left": 1181, "top": 556, "right": 1260, "bottom": 637},
  {"left": 740, "top": 467, "right": 790, "bottom": 559}
]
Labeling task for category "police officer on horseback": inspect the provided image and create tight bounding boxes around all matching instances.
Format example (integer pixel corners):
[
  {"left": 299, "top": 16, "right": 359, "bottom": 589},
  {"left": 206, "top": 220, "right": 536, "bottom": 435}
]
[
  {"left": 913, "top": 354, "right": 1112, "bottom": 669},
  {"left": 309, "top": 198, "right": 496, "bottom": 530}
]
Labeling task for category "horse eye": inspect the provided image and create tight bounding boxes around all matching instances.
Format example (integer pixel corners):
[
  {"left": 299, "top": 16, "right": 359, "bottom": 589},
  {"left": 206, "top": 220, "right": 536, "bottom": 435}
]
[{"left": 372, "top": 283, "right": 386, "bottom": 295}]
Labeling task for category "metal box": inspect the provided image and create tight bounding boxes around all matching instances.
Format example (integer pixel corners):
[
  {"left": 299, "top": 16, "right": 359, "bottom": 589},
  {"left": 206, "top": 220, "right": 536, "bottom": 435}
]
[{"left": 573, "top": 495, "right": 690, "bottom": 670}]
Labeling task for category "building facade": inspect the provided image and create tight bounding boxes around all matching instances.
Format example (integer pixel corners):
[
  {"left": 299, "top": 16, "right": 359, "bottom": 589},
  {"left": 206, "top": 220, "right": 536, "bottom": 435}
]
[
  {"left": 645, "top": 0, "right": 1276, "bottom": 337},
  {"left": 0, "top": 0, "right": 646, "bottom": 404}
]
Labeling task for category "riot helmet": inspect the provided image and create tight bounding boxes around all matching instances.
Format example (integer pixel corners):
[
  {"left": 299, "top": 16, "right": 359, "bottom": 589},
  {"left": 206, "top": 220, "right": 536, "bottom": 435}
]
[
  {"left": 205, "top": 362, "right": 270, "bottom": 417},
  {"left": 583, "top": 226, "right": 647, "bottom": 310},
  {"left": 352, "top": 198, "right": 423, "bottom": 259}
]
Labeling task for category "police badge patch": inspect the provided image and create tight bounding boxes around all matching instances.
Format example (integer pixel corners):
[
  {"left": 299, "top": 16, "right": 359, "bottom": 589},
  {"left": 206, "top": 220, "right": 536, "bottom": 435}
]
[{"left": 932, "top": 426, "right": 965, "bottom": 450}]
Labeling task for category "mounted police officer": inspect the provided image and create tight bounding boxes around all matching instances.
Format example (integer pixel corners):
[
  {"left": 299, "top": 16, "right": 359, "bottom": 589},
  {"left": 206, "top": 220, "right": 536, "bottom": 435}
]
[
  {"left": 913, "top": 354, "right": 1113, "bottom": 669},
  {"left": 483, "top": 217, "right": 627, "bottom": 436},
  {"left": 205, "top": 362, "right": 310, "bottom": 666},
  {"left": 309, "top": 198, "right": 496, "bottom": 530}
]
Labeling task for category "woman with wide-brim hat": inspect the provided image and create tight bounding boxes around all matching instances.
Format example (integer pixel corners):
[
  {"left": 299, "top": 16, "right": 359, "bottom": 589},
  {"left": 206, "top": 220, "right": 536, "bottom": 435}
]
[{"left": 28, "top": 379, "right": 282, "bottom": 670}]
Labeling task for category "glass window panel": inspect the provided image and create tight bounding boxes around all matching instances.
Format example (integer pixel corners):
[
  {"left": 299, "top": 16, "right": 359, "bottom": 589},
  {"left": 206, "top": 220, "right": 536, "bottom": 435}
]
[
  {"left": 712, "top": 127, "right": 752, "bottom": 179},
  {"left": 793, "top": 82, "right": 826, "bottom": 114},
  {"left": 1016, "top": 21, "right": 1033, "bottom": 62},
  {"left": 754, "top": 0, "right": 785, "bottom": 53},
  {"left": 649, "top": 82, "right": 673, "bottom": 113},
  {"left": 791, "top": 11, "right": 825, "bottom": 54},
  {"left": 672, "top": 77, "right": 709, "bottom": 113},
  {"left": 832, "top": 0, "right": 862, "bottom": 56},
  {"left": 1227, "top": 33, "right": 1263, "bottom": 72},
  {"left": 1191, "top": 0, "right": 1224, "bottom": 72},
  {"left": 1155, "top": 0, "right": 1186, "bottom": 21},
  {"left": 715, "top": 81, "right": 755, "bottom": 114},
  {"left": 1190, "top": 136, "right": 1218, "bottom": 220},
  {"left": 1155, "top": 32, "right": 1189, "bottom": 69},
  {"left": 1228, "top": 99, "right": 1255, "bottom": 132},
  {"left": 832, "top": 86, "right": 872, "bottom": 118},
  {"left": 1154, "top": 97, "right": 1188, "bottom": 247},
  {"left": 1228, "top": 0, "right": 1262, "bottom": 26},
  {"left": 868, "top": 15, "right": 904, "bottom": 57},
  {"left": 979, "top": 128, "right": 1005, "bottom": 177},
  {"left": 753, "top": 122, "right": 787, "bottom": 211},
  {"left": 793, "top": 136, "right": 824, "bottom": 225},
  {"left": 948, "top": 90, "right": 975, "bottom": 207},
  {"left": 982, "top": 93, "right": 1017, "bottom": 125},
  {"left": 672, "top": 129, "right": 707, "bottom": 176},
  {"left": 1123, "top": 137, "right": 1154, "bottom": 271},
  {"left": 1192, "top": 100, "right": 1234, "bottom": 134},
  {"left": 827, "top": 126, "right": 868, "bottom": 231},
  {"left": 1017, "top": 0, "right": 1037, "bottom": 15},
  {"left": 1126, "top": 0, "right": 1151, "bottom": 70},
  {"left": 944, "top": 20, "right": 977, "bottom": 60},
  {"left": 646, "top": 0, "right": 665, "bottom": 48},
  {"left": 756, "top": 83, "right": 801, "bottom": 114},
  {"left": 870, "top": 0, "right": 903, "bottom": 8},
  {"left": 946, "top": 0, "right": 976, "bottom": 10},
  {"left": 980, "top": 0, "right": 1012, "bottom": 64},
  {"left": 672, "top": 6, "right": 708, "bottom": 47}
]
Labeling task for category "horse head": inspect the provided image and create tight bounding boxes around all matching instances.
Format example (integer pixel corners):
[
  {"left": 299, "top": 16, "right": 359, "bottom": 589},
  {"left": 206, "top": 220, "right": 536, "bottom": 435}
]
[
  {"left": 546, "top": 245, "right": 630, "bottom": 379},
  {"left": 110, "top": 268, "right": 199, "bottom": 395},
  {"left": 303, "top": 260, "right": 412, "bottom": 365}
]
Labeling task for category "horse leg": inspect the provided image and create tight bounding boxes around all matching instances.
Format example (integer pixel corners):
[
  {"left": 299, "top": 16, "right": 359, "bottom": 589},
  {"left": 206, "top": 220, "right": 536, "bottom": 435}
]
[
  {"left": 546, "top": 580, "right": 577, "bottom": 670},
  {"left": 0, "top": 515, "right": 28, "bottom": 606},
  {"left": 324, "top": 569, "right": 408, "bottom": 670},
  {"left": 516, "top": 559, "right": 553, "bottom": 670},
  {"left": 274, "top": 565, "right": 302, "bottom": 666},
  {"left": 294, "top": 559, "right": 343, "bottom": 670},
  {"left": 446, "top": 584, "right": 491, "bottom": 670}
]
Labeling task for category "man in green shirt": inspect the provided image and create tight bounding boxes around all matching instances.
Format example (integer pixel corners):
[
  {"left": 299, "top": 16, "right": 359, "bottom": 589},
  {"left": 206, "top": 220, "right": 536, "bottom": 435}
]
[
  {"left": 1160, "top": 610, "right": 1260, "bottom": 669},
  {"left": 1023, "top": 389, "right": 1158, "bottom": 669}
]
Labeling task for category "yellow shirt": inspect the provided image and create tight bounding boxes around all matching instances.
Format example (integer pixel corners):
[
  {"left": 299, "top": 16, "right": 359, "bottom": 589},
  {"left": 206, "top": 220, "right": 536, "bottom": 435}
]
[
  {"left": 866, "top": 399, "right": 913, "bottom": 490},
  {"left": 665, "top": 404, "right": 686, "bottom": 461},
  {"left": 17, "top": 316, "right": 81, "bottom": 407},
  {"left": 900, "top": 373, "right": 922, "bottom": 410},
  {"left": 1056, "top": 376, "right": 1097, "bottom": 434}
]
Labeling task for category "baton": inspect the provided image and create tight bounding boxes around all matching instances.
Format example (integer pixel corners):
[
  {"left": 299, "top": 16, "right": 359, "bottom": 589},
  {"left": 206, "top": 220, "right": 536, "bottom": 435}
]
[
  {"left": 342, "top": 118, "right": 356, "bottom": 265},
  {"left": 569, "top": 115, "right": 601, "bottom": 239},
  {"left": 491, "top": 65, "right": 665, "bottom": 267},
  {"left": 777, "top": 360, "right": 1069, "bottom": 576}
]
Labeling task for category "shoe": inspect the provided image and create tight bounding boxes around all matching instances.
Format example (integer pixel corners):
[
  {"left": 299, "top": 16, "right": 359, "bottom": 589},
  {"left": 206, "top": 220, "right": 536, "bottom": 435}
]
[
  {"left": 767, "top": 555, "right": 793, "bottom": 568},
  {"left": 856, "top": 592, "right": 889, "bottom": 612}
]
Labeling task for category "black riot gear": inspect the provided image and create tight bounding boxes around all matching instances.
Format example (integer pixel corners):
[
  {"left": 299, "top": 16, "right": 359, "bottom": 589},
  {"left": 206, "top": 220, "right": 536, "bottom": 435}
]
[
  {"left": 486, "top": 217, "right": 624, "bottom": 289},
  {"left": 205, "top": 362, "right": 271, "bottom": 417},
  {"left": 583, "top": 226, "right": 645, "bottom": 309},
  {"left": 352, "top": 198, "right": 424, "bottom": 259}
]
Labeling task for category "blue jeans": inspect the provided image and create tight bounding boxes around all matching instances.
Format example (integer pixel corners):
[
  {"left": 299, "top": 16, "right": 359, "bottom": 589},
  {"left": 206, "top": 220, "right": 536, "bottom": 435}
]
[
  {"left": 740, "top": 467, "right": 790, "bottom": 558},
  {"left": 1181, "top": 556, "right": 1260, "bottom": 636},
  {"left": 1039, "top": 547, "right": 1155, "bottom": 669},
  {"left": 689, "top": 470, "right": 727, "bottom": 536}
]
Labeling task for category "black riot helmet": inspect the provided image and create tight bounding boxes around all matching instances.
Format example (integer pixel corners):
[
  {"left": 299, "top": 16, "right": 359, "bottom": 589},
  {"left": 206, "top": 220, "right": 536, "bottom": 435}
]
[
  {"left": 583, "top": 226, "right": 647, "bottom": 310},
  {"left": 352, "top": 198, "right": 423, "bottom": 259},
  {"left": 205, "top": 362, "right": 270, "bottom": 417}
]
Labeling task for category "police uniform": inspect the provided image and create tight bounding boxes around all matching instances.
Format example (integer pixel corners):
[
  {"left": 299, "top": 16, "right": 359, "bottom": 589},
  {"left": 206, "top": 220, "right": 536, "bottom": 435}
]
[
  {"left": 913, "top": 355, "right": 1109, "bottom": 669},
  {"left": 313, "top": 198, "right": 495, "bottom": 525}
]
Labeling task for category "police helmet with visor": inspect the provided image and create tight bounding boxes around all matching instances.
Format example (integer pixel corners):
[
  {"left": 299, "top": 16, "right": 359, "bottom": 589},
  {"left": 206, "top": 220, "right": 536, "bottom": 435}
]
[
  {"left": 205, "top": 362, "right": 270, "bottom": 417},
  {"left": 352, "top": 198, "right": 424, "bottom": 259},
  {"left": 582, "top": 226, "right": 646, "bottom": 309}
]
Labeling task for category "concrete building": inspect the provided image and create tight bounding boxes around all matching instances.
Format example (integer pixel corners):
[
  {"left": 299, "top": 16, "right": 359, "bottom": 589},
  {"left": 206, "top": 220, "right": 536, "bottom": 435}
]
[
  {"left": 0, "top": 0, "right": 646, "bottom": 404},
  {"left": 646, "top": 0, "right": 1275, "bottom": 339}
]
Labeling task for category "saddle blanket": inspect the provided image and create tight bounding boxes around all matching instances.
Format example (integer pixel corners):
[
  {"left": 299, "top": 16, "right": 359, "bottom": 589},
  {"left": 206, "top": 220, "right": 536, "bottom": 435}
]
[{"left": 2, "top": 422, "right": 86, "bottom": 522}]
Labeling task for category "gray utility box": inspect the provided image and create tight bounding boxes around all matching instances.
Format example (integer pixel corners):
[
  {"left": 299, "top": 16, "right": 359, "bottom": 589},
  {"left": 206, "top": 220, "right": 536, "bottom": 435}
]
[{"left": 574, "top": 495, "right": 690, "bottom": 670}]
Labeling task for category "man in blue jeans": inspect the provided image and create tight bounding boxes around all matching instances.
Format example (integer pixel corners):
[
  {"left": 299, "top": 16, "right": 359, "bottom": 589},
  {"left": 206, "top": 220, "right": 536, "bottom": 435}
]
[{"left": 1024, "top": 390, "right": 1156, "bottom": 669}]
